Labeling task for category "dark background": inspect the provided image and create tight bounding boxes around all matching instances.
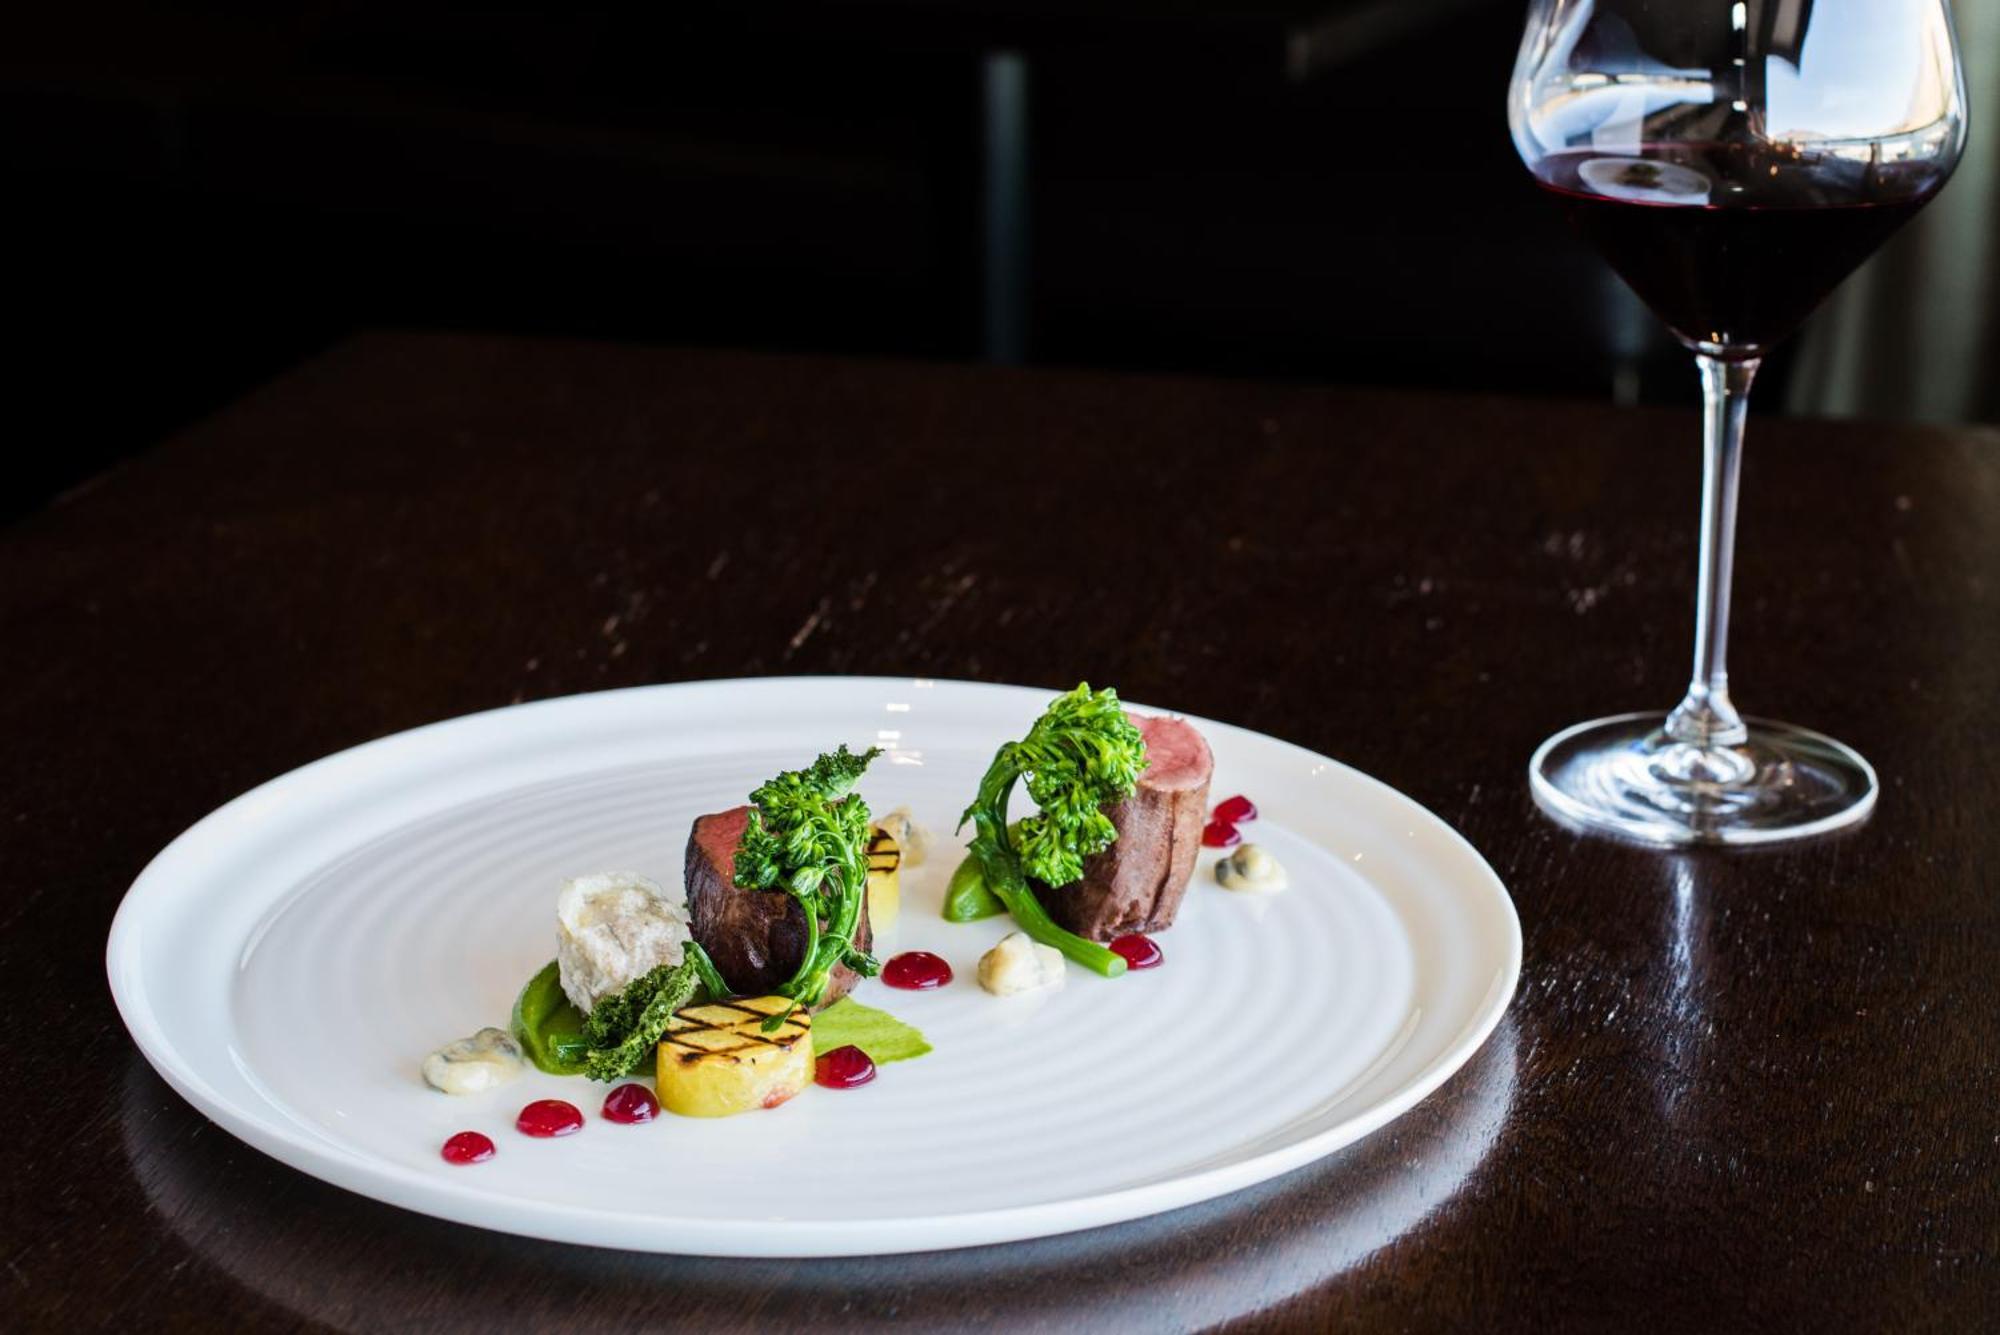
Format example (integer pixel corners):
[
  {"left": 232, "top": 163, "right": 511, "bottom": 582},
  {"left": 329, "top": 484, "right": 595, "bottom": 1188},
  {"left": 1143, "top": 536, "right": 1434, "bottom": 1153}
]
[{"left": 6, "top": 0, "right": 1994, "bottom": 522}]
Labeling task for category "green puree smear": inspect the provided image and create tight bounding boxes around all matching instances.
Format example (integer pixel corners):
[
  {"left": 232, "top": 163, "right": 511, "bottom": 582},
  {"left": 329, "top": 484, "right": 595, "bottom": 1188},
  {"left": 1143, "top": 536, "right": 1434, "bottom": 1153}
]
[
  {"left": 511, "top": 961, "right": 590, "bottom": 1075},
  {"left": 813, "top": 998, "right": 932, "bottom": 1064}
]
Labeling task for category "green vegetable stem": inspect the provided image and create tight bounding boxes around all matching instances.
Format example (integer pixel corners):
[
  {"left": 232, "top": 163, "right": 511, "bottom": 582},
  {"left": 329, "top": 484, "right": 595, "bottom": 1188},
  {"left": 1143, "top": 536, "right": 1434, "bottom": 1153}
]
[
  {"left": 956, "top": 683, "right": 1147, "bottom": 977},
  {"left": 682, "top": 940, "right": 733, "bottom": 1000},
  {"left": 733, "top": 744, "right": 884, "bottom": 1011}
]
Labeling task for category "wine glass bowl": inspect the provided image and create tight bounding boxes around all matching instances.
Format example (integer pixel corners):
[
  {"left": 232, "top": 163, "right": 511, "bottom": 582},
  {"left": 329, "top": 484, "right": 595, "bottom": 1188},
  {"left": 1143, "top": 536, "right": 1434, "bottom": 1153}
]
[{"left": 1510, "top": 0, "right": 1967, "bottom": 845}]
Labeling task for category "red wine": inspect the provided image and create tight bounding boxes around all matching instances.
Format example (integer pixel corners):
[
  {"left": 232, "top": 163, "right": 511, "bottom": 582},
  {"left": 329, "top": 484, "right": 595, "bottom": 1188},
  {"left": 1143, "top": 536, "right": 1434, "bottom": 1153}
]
[{"left": 1532, "top": 144, "right": 1946, "bottom": 353}]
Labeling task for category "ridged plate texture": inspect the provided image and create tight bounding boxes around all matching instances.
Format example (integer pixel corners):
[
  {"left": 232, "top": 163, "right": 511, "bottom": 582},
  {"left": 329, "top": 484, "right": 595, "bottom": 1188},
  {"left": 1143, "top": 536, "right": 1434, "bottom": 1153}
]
[{"left": 109, "top": 677, "right": 1519, "bottom": 1256}]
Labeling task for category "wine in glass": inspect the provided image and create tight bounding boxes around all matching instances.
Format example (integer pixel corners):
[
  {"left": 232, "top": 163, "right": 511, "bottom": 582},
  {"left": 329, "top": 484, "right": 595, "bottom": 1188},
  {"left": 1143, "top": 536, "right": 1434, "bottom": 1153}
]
[{"left": 1509, "top": 0, "right": 1967, "bottom": 844}]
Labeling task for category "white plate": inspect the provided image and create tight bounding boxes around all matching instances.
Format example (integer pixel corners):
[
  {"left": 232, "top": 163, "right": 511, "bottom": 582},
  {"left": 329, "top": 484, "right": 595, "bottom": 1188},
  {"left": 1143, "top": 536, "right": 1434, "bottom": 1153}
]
[{"left": 108, "top": 676, "right": 1519, "bottom": 1257}]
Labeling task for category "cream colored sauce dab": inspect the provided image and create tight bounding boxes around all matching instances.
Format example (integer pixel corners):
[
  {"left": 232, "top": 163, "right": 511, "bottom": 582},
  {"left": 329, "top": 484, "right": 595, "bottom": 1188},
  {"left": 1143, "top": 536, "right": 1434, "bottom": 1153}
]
[
  {"left": 423, "top": 1027, "right": 525, "bottom": 1095},
  {"left": 1215, "top": 844, "right": 1289, "bottom": 893}
]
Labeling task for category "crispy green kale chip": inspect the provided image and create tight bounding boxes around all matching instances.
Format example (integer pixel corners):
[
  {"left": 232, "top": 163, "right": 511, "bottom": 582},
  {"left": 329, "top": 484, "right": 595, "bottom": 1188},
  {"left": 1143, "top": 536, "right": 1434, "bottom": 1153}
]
[{"left": 581, "top": 958, "right": 700, "bottom": 1081}]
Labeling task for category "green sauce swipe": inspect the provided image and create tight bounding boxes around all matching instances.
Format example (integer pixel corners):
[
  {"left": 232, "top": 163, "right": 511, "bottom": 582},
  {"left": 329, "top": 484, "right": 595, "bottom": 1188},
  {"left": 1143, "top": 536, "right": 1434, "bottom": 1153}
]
[
  {"left": 813, "top": 997, "right": 932, "bottom": 1063},
  {"left": 510, "top": 960, "right": 591, "bottom": 1075}
]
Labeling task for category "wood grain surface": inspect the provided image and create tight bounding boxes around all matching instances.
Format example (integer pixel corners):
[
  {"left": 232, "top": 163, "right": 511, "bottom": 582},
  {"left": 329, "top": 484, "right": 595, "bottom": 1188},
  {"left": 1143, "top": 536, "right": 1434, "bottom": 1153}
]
[{"left": 3, "top": 333, "right": 1996, "bottom": 1332}]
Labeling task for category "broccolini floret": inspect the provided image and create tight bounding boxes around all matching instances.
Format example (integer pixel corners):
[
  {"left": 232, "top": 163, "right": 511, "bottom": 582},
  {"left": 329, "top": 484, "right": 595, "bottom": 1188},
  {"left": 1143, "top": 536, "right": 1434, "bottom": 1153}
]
[
  {"left": 734, "top": 743, "right": 884, "bottom": 1010},
  {"left": 957, "top": 683, "right": 1148, "bottom": 976}
]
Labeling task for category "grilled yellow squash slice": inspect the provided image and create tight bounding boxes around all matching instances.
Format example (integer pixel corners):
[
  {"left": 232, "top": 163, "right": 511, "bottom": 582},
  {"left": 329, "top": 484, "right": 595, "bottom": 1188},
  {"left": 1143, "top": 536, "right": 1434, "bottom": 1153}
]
[
  {"left": 866, "top": 826, "right": 901, "bottom": 933},
  {"left": 656, "top": 997, "right": 813, "bottom": 1117}
]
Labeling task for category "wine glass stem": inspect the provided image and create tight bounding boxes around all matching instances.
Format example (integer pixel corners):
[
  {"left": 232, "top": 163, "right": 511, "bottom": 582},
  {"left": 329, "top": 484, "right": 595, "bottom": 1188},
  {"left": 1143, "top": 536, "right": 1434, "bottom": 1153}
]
[{"left": 1665, "top": 354, "right": 1759, "bottom": 749}]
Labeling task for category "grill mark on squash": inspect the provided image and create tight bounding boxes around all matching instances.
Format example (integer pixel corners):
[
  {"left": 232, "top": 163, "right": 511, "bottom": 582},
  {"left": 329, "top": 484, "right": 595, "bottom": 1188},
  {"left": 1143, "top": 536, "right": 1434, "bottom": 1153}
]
[{"left": 665, "top": 1001, "right": 813, "bottom": 1067}]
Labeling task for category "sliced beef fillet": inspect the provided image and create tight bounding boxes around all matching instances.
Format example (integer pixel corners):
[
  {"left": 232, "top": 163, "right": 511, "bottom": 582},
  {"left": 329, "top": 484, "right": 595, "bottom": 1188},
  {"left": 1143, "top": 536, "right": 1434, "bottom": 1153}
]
[
  {"left": 683, "top": 805, "right": 872, "bottom": 1008},
  {"left": 1038, "top": 713, "right": 1213, "bottom": 940}
]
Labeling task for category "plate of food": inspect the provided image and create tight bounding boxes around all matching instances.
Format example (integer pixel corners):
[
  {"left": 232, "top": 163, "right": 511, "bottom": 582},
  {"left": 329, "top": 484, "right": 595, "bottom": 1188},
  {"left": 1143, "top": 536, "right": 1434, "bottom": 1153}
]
[{"left": 107, "top": 676, "right": 1519, "bottom": 1256}]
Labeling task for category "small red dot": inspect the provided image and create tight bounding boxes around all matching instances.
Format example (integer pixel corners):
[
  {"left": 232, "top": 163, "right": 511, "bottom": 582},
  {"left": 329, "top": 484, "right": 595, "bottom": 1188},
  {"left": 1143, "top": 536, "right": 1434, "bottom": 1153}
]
[
  {"left": 882, "top": 951, "right": 953, "bottom": 990},
  {"left": 1202, "top": 820, "right": 1242, "bottom": 849},
  {"left": 516, "top": 1099, "right": 585, "bottom": 1138},
  {"left": 441, "top": 1131, "right": 495, "bottom": 1165},
  {"left": 1214, "top": 794, "right": 1258, "bottom": 824},
  {"left": 815, "top": 1045, "right": 878, "bottom": 1089},
  {"left": 1109, "top": 934, "right": 1164, "bottom": 969},
  {"left": 602, "top": 1083, "right": 659, "bottom": 1124}
]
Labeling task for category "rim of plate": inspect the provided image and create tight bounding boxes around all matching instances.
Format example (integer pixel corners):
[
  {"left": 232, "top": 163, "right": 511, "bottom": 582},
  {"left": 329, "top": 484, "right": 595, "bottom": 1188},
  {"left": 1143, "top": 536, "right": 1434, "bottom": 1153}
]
[{"left": 106, "top": 675, "right": 1521, "bottom": 1256}]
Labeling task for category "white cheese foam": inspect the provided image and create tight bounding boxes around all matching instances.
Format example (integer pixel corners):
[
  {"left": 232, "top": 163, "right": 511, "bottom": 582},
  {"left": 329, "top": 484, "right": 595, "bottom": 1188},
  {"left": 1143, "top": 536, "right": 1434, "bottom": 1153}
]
[{"left": 555, "top": 871, "right": 692, "bottom": 1014}]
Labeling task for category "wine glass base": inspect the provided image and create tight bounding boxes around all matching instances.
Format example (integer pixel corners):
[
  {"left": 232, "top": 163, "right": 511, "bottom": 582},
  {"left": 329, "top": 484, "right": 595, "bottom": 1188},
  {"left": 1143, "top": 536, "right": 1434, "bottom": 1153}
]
[{"left": 1529, "top": 711, "right": 1877, "bottom": 847}]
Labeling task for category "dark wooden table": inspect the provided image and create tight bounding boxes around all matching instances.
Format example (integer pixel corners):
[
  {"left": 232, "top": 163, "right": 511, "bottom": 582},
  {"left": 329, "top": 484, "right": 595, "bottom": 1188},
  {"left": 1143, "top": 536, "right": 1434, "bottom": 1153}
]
[{"left": 5, "top": 333, "right": 1996, "bottom": 1331}]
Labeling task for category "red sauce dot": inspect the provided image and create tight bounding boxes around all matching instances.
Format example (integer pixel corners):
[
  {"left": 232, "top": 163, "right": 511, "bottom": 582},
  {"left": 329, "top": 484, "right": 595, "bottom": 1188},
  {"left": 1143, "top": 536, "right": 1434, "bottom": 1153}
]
[
  {"left": 1201, "top": 819, "right": 1242, "bottom": 849},
  {"left": 1214, "top": 794, "right": 1258, "bottom": 824},
  {"left": 601, "top": 1083, "right": 659, "bottom": 1124},
  {"left": 882, "top": 951, "right": 953, "bottom": 990},
  {"left": 441, "top": 1131, "right": 495, "bottom": 1165},
  {"left": 515, "top": 1099, "right": 585, "bottom": 1138},
  {"left": 1109, "top": 934, "right": 1164, "bottom": 970},
  {"left": 815, "top": 1045, "right": 878, "bottom": 1089}
]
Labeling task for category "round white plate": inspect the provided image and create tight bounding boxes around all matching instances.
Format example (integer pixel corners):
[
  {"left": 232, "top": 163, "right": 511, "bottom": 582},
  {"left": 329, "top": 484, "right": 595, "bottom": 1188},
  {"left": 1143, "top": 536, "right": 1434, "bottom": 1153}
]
[{"left": 108, "top": 676, "right": 1519, "bottom": 1257}]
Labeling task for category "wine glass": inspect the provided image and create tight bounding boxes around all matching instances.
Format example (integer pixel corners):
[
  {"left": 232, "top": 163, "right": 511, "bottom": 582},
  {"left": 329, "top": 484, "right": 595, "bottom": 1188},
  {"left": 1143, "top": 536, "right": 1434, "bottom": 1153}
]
[{"left": 1509, "top": 0, "right": 1967, "bottom": 845}]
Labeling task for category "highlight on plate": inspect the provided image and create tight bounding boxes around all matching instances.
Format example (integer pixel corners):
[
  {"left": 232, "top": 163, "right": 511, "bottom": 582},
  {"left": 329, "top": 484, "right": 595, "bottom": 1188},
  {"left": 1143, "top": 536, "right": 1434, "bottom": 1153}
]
[{"left": 422, "top": 682, "right": 1280, "bottom": 1163}]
